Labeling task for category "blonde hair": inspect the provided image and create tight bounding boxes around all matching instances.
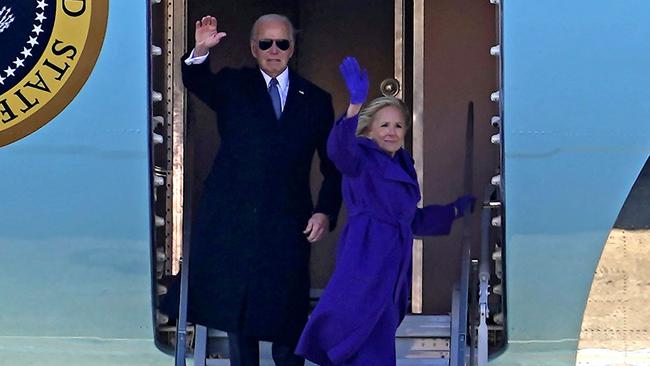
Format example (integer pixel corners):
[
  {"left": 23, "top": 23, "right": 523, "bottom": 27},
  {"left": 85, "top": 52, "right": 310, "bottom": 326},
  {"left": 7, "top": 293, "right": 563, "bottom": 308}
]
[{"left": 356, "top": 96, "right": 411, "bottom": 136}]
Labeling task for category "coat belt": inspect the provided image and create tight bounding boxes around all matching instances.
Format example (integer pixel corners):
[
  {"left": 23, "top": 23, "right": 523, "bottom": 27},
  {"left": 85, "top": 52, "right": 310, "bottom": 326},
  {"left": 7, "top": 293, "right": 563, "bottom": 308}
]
[{"left": 347, "top": 209, "right": 414, "bottom": 303}]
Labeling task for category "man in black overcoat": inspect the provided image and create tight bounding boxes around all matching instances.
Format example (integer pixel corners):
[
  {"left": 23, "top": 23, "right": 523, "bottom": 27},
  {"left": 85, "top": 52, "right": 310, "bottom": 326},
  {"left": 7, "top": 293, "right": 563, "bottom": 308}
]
[{"left": 180, "top": 14, "right": 342, "bottom": 366}]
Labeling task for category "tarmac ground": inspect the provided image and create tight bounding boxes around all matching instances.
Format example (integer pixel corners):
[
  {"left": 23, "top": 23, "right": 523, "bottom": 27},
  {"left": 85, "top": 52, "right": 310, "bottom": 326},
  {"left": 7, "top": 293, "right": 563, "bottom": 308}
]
[{"left": 577, "top": 158, "right": 650, "bottom": 366}]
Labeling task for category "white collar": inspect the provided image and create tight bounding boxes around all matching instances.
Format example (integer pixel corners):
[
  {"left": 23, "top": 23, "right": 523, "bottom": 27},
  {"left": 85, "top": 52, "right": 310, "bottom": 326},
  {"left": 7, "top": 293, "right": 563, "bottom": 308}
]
[{"left": 260, "top": 67, "right": 290, "bottom": 91}]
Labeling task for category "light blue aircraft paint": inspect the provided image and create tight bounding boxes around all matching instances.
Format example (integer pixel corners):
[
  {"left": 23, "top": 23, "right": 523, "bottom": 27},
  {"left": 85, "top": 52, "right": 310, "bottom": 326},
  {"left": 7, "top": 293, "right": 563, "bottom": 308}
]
[
  {"left": 491, "top": 1, "right": 650, "bottom": 365},
  {"left": 0, "top": 1, "right": 170, "bottom": 365}
]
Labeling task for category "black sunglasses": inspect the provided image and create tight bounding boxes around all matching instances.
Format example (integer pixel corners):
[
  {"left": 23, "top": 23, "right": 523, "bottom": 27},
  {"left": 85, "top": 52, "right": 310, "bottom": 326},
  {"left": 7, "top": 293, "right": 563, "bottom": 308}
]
[{"left": 258, "top": 39, "right": 291, "bottom": 51}]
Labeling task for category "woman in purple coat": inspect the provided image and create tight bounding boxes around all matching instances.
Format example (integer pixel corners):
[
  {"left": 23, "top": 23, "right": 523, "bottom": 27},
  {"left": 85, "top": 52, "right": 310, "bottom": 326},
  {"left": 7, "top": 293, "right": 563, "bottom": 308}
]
[{"left": 295, "top": 57, "right": 475, "bottom": 366}]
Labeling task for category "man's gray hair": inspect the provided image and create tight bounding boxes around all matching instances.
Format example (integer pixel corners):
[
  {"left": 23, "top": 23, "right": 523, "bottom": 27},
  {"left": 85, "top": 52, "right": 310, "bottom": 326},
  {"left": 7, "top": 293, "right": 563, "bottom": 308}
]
[
  {"left": 250, "top": 14, "right": 295, "bottom": 41},
  {"left": 357, "top": 96, "right": 411, "bottom": 136}
]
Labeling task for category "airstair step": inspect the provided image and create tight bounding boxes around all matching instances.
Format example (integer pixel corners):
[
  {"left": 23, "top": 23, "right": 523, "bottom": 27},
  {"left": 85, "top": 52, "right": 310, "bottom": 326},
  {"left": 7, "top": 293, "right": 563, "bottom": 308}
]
[
  {"left": 396, "top": 315, "right": 451, "bottom": 338},
  {"left": 199, "top": 338, "right": 450, "bottom": 360},
  {"left": 205, "top": 359, "right": 449, "bottom": 366},
  {"left": 206, "top": 315, "right": 451, "bottom": 339}
]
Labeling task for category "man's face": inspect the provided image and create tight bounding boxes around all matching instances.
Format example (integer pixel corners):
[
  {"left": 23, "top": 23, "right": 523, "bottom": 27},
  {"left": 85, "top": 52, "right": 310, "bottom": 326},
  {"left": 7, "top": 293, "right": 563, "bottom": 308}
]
[{"left": 250, "top": 20, "right": 294, "bottom": 77}]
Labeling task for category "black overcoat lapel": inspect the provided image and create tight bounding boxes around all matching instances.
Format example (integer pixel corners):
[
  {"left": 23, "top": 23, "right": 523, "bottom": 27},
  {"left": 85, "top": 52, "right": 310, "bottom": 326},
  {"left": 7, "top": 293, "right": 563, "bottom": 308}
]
[
  {"left": 244, "top": 68, "right": 278, "bottom": 123},
  {"left": 279, "top": 69, "right": 306, "bottom": 126}
]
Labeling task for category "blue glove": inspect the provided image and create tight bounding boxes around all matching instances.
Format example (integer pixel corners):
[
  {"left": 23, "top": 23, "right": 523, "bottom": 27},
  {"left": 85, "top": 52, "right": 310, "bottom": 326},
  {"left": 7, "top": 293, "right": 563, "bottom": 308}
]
[
  {"left": 453, "top": 195, "right": 476, "bottom": 218},
  {"left": 339, "top": 56, "right": 369, "bottom": 105}
]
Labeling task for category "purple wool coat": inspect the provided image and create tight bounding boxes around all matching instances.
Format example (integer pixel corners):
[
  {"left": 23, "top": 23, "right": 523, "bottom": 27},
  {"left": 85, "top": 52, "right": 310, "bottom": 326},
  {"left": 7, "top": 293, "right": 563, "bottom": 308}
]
[{"left": 296, "top": 114, "right": 457, "bottom": 365}]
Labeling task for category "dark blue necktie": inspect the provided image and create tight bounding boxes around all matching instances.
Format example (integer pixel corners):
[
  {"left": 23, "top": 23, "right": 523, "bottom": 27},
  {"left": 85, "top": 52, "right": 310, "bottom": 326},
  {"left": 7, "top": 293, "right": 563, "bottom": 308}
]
[{"left": 268, "top": 78, "right": 282, "bottom": 120}]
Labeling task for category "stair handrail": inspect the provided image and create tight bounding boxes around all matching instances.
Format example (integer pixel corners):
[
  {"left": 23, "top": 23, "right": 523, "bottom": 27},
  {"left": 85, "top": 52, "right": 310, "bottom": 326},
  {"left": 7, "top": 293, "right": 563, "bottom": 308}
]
[
  {"left": 477, "top": 185, "right": 496, "bottom": 366},
  {"left": 450, "top": 102, "right": 474, "bottom": 366},
  {"left": 174, "top": 205, "right": 192, "bottom": 366}
]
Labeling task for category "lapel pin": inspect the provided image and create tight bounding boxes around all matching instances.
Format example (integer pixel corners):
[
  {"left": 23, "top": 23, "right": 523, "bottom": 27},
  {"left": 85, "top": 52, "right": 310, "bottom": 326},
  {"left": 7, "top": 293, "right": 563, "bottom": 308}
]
[{"left": 298, "top": 90, "right": 305, "bottom": 95}]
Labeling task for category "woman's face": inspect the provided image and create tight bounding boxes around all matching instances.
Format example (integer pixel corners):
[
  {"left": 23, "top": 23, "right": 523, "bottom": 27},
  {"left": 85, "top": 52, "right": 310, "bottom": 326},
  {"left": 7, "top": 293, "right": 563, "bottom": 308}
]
[{"left": 366, "top": 105, "right": 406, "bottom": 156}]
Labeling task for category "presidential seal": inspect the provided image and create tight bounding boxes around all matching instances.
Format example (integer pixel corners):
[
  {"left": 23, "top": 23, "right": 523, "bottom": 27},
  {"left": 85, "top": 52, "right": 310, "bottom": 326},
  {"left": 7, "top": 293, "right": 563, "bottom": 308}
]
[{"left": 0, "top": 0, "right": 108, "bottom": 147}]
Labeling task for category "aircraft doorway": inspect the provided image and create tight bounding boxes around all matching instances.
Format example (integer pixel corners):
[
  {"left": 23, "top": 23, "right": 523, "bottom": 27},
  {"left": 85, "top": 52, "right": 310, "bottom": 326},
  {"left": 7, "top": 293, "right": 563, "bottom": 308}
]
[{"left": 151, "top": 0, "right": 504, "bottom": 361}]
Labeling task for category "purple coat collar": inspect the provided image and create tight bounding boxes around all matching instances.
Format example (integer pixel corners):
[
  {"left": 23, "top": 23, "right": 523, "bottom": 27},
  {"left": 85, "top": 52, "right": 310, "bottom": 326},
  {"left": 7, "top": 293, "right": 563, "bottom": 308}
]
[{"left": 357, "top": 136, "right": 418, "bottom": 187}]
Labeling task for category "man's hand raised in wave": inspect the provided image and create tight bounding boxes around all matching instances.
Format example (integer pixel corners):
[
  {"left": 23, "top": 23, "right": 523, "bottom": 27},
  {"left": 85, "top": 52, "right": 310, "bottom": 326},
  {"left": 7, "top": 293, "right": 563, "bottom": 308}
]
[{"left": 194, "top": 15, "right": 227, "bottom": 57}]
